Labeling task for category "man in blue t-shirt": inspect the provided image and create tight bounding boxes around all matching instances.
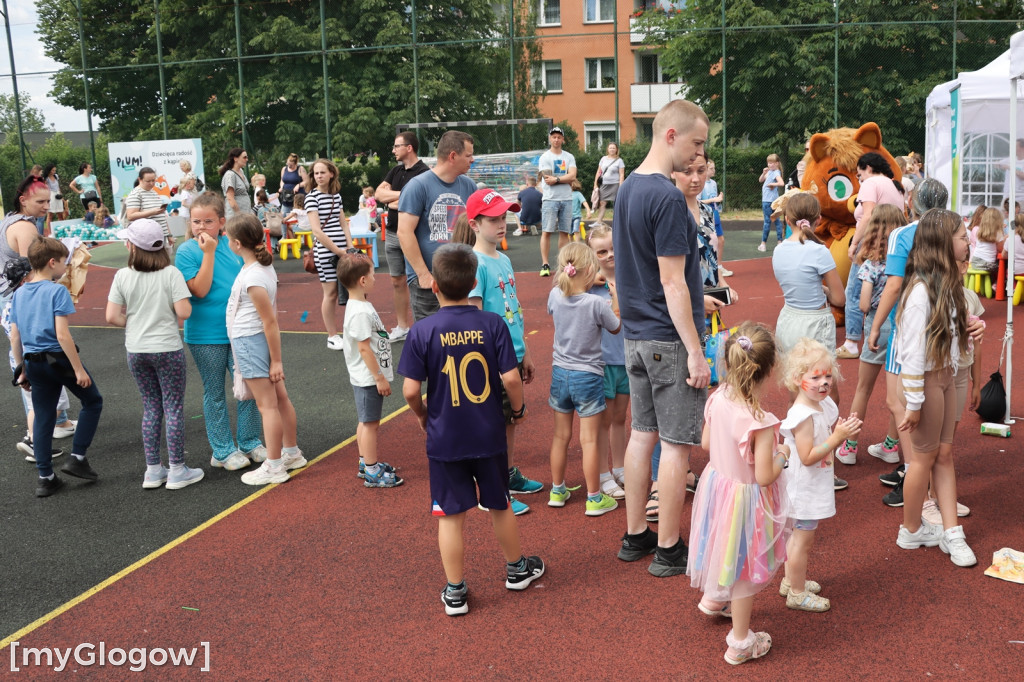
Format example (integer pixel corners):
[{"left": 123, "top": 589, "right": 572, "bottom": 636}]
[
  {"left": 612, "top": 99, "right": 710, "bottom": 578},
  {"left": 398, "top": 243, "right": 544, "bottom": 617},
  {"left": 397, "top": 130, "right": 478, "bottom": 322},
  {"left": 514, "top": 176, "right": 542, "bottom": 236}
]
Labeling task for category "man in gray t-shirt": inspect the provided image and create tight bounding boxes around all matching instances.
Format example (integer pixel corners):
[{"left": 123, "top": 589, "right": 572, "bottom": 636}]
[
  {"left": 397, "top": 131, "right": 477, "bottom": 321},
  {"left": 537, "top": 127, "right": 576, "bottom": 277}
]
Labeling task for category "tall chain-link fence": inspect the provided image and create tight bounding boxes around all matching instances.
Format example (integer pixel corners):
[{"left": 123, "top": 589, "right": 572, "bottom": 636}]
[{"left": 1, "top": 1, "right": 1022, "bottom": 214}]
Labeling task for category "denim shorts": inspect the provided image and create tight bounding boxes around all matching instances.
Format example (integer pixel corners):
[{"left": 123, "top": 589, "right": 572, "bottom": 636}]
[
  {"left": 603, "top": 364, "right": 630, "bottom": 399},
  {"left": 385, "top": 232, "right": 406, "bottom": 278},
  {"left": 231, "top": 333, "right": 270, "bottom": 379},
  {"left": 860, "top": 310, "right": 890, "bottom": 366},
  {"left": 542, "top": 199, "right": 572, "bottom": 233},
  {"left": 624, "top": 337, "right": 707, "bottom": 445},
  {"left": 353, "top": 384, "right": 384, "bottom": 422},
  {"left": 429, "top": 452, "right": 509, "bottom": 516},
  {"left": 549, "top": 365, "right": 606, "bottom": 417}
]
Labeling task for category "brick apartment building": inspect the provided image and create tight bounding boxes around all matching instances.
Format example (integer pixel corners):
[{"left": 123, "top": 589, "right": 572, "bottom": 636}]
[{"left": 531, "top": 0, "right": 685, "bottom": 150}]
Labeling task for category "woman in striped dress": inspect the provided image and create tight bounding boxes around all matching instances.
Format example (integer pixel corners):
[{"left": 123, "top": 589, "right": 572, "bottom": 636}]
[{"left": 306, "top": 159, "right": 352, "bottom": 350}]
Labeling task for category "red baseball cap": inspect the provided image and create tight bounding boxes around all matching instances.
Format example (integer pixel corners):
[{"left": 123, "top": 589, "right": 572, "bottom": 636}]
[{"left": 466, "top": 188, "right": 520, "bottom": 220}]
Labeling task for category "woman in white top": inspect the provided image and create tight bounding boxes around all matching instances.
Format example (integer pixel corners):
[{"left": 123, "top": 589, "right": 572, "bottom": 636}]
[
  {"left": 219, "top": 148, "right": 251, "bottom": 220},
  {"left": 305, "top": 159, "right": 352, "bottom": 350},
  {"left": 590, "top": 142, "right": 626, "bottom": 225},
  {"left": 42, "top": 164, "right": 67, "bottom": 222}
]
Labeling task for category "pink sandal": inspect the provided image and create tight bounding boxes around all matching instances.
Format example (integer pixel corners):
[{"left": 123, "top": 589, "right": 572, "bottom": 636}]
[
  {"left": 725, "top": 631, "right": 772, "bottom": 665},
  {"left": 698, "top": 600, "right": 732, "bottom": 618}
]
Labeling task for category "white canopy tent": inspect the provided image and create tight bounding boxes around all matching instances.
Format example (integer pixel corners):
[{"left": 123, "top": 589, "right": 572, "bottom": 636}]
[
  {"left": 925, "top": 50, "right": 1024, "bottom": 213},
  {"left": 1005, "top": 31, "right": 1024, "bottom": 424}
]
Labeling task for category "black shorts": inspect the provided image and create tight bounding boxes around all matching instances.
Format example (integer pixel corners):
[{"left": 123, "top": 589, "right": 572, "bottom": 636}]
[{"left": 429, "top": 452, "right": 509, "bottom": 516}]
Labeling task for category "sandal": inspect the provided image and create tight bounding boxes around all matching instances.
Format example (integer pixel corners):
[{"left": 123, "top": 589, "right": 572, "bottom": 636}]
[
  {"left": 725, "top": 631, "right": 772, "bottom": 665},
  {"left": 698, "top": 600, "right": 732, "bottom": 618},
  {"left": 645, "top": 492, "right": 659, "bottom": 523},
  {"left": 686, "top": 472, "right": 700, "bottom": 494}
]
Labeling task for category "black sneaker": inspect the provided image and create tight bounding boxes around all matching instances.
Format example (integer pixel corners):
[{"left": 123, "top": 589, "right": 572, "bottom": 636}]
[
  {"left": 879, "top": 463, "right": 907, "bottom": 487},
  {"left": 35, "top": 474, "right": 66, "bottom": 498},
  {"left": 649, "top": 539, "right": 688, "bottom": 577},
  {"left": 618, "top": 528, "right": 658, "bottom": 562},
  {"left": 61, "top": 456, "right": 98, "bottom": 481},
  {"left": 883, "top": 477, "right": 904, "bottom": 507},
  {"left": 833, "top": 475, "right": 849, "bottom": 491},
  {"left": 18, "top": 436, "right": 63, "bottom": 463},
  {"left": 505, "top": 555, "right": 545, "bottom": 590},
  {"left": 441, "top": 584, "right": 469, "bottom": 616}
]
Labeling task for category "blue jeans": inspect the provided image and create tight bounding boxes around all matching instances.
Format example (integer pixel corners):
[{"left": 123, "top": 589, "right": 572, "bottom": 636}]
[
  {"left": 652, "top": 441, "right": 661, "bottom": 482},
  {"left": 187, "top": 343, "right": 263, "bottom": 460},
  {"left": 844, "top": 261, "right": 863, "bottom": 342},
  {"left": 761, "top": 202, "right": 782, "bottom": 243},
  {"left": 24, "top": 356, "right": 103, "bottom": 477}
]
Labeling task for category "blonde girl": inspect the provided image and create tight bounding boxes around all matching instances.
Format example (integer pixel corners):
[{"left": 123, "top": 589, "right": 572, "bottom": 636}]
[
  {"left": 305, "top": 158, "right": 352, "bottom": 350},
  {"left": 546, "top": 243, "right": 621, "bottom": 516},
  {"left": 757, "top": 154, "right": 784, "bottom": 250},
  {"left": 93, "top": 205, "right": 116, "bottom": 228},
  {"left": 771, "top": 194, "right": 845, "bottom": 404},
  {"left": 836, "top": 204, "right": 905, "bottom": 466},
  {"left": 688, "top": 323, "right": 789, "bottom": 665},
  {"left": 893, "top": 208, "right": 975, "bottom": 567},
  {"left": 225, "top": 214, "right": 305, "bottom": 485},
  {"left": 1012, "top": 214, "right": 1024, "bottom": 278},
  {"left": 780, "top": 339, "right": 861, "bottom": 613},
  {"left": 106, "top": 219, "right": 200, "bottom": 489},
  {"left": 587, "top": 225, "right": 627, "bottom": 500},
  {"left": 969, "top": 207, "right": 1005, "bottom": 272}
]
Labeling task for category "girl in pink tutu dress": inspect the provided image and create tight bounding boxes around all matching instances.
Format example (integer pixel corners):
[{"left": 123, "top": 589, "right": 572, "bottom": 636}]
[{"left": 688, "top": 322, "right": 792, "bottom": 666}]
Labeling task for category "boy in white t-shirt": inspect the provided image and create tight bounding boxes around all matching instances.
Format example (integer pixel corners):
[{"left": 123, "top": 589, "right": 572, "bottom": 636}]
[{"left": 338, "top": 254, "right": 402, "bottom": 488}]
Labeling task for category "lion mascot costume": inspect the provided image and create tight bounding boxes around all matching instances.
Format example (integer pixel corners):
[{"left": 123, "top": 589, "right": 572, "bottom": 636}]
[{"left": 800, "top": 123, "right": 901, "bottom": 322}]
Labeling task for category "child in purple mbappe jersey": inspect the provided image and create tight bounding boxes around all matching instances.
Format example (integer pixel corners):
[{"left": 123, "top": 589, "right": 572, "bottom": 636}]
[{"left": 398, "top": 243, "right": 546, "bottom": 617}]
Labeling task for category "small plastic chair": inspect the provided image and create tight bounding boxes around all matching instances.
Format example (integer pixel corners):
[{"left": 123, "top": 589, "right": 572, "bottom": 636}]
[
  {"left": 278, "top": 238, "right": 301, "bottom": 260},
  {"left": 295, "top": 230, "right": 313, "bottom": 249},
  {"left": 964, "top": 266, "right": 994, "bottom": 299},
  {"left": 1013, "top": 275, "right": 1024, "bottom": 305}
]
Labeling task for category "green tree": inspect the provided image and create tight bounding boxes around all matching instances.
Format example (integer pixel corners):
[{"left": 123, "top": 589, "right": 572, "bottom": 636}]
[
  {"left": 0, "top": 93, "right": 48, "bottom": 135},
  {"left": 36, "top": 0, "right": 541, "bottom": 170},
  {"left": 643, "top": 0, "right": 1022, "bottom": 155}
]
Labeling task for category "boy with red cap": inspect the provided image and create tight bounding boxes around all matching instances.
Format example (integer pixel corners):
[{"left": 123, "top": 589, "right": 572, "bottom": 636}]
[{"left": 466, "top": 189, "right": 543, "bottom": 513}]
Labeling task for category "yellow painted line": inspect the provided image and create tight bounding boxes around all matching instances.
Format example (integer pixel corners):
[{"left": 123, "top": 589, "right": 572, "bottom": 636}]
[
  {"left": 0, "top": 403, "right": 411, "bottom": 651},
  {"left": 528, "top": 330, "right": 538, "bottom": 335}
]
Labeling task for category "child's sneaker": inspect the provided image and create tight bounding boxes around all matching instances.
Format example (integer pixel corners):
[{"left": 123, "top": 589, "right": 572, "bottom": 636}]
[
  {"left": 241, "top": 461, "right": 290, "bottom": 485},
  {"left": 833, "top": 475, "right": 848, "bottom": 491},
  {"left": 786, "top": 590, "right": 831, "bottom": 612},
  {"left": 778, "top": 577, "right": 822, "bottom": 597},
  {"left": 879, "top": 463, "right": 906, "bottom": 486},
  {"left": 511, "top": 497, "right": 529, "bottom": 515},
  {"left": 896, "top": 520, "right": 943, "bottom": 549},
  {"left": 505, "top": 555, "right": 545, "bottom": 590},
  {"left": 441, "top": 584, "right": 469, "bottom": 616},
  {"left": 246, "top": 446, "right": 268, "bottom": 463},
  {"left": 539, "top": 263, "right": 551, "bottom": 277},
  {"left": 166, "top": 466, "right": 205, "bottom": 490},
  {"left": 600, "top": 477, "right": 626, "bottom": 499},
  {"left": 142, "top": 466, "right": 169, "bottom": 489},
  {"left": 364, "top": 463, "right": 403, "bottom": 488},
  {"left": 548, "top": 488, "right": 571, "bottom": 507},
  {"left": 585, "top": 492, "right": 619, "bottom": 516},
  {"left": 358, "top": 459, "right": 366, "bottom": 479},
  {"left": 19, "top": 436, "right": 63, "bottom": 462},
  {"left": 512, "top": 227, "right": 524, "bottom": 237},
  {"left": 868, "top": 441, "right": 900, "bottom": 464},
  {"left": 921, "top": 499, "right": 942, "bottom": 525},
  {"left": 724, "top": 630, "right": 772, "bottom": 665},
  {"left": 280, "top": 449, "right": 307, "bottom": 471},
  {"left": 883, "top": 477, "right": 904, "bottom": 507},
  {"left": 210, "top": 451, "right": 251, "bottom": 471},
  {"left": 618, "top": 528, "right": 658, "bottom": 562},
  {"left": 509, "top": 466, "right": 543, "bottom": 494},
  {"left": 939, "top": 525, "right": 977, "bottom": 567},
  {"left": 835, "top": 441, "right": 857, "bottom": 465}
]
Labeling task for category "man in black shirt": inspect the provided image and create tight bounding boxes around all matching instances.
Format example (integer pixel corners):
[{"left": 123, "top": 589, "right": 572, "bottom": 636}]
[{"left": 376, "top": 131, "right": 429, "bottom": 341}]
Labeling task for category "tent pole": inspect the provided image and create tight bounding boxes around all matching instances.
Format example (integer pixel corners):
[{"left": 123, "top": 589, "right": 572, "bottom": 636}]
[{"left": 1006, "top": 76, "right": 1016, "bottom": 425}]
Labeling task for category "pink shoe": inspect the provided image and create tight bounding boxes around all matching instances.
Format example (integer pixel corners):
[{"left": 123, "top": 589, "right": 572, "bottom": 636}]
[
  {"left": 836, "top": 441, "right": 857, "bottom": 465},
  {"left": 725, "top": 630, "right": 772, "bottom": 665},
  {"left": 868, "top": 441, "right": 900, "bottom": 464}
]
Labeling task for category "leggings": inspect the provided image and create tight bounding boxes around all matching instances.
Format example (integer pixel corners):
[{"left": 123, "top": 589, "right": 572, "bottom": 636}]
[
  {"left": 187, "top": 343, "right": 263, "bottom": 460},
  {"left": 127, "top": 349, "right": 187, "bottom": 466}
]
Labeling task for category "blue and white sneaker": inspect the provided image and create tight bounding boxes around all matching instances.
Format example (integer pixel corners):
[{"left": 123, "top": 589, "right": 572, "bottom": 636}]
[
  {"left": 142, "top": 466, "right": 169, "bottom": 489},
  {"left": 508, "top": 466, "right": 543, "bottom": 494},
  {"left": 511, "top": 497, "right": 529, "bottom": 515},
  {"left": 166, "top": 466, "right": 205, "bottom": 490},
  {"left": 364, "top": 462, "right": 403, "bottom": 488}
]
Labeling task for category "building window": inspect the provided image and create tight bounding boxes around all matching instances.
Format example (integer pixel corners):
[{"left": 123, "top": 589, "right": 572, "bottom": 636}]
[
  {"left": 586, "top": 58, "right": 616, "bottom": 91},
  {"left": 539, "top": 0, "right": 560, "bottom": 26},
  {"left": 584, "top": 122, "right": 617, "bottom": 151},
  {"left": 638, "top": 53, "right": 672, "bottom": 83},
  {"left": 585, "top": 0, "right": 615, "bottom": 23},
  {"left": 532, "top": 60, "right": 563, "bottom": 93},
  {"left": 963, "top": 132, "right": 1013, "bottom": 212},
  {"left": 636, "top": 120, "right": 653, "bottom": 140}
]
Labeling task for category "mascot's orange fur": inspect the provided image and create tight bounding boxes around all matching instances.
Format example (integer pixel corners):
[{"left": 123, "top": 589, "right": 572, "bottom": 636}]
[{"left": 801, "top": 123, "right": 901, "bottom": 288}]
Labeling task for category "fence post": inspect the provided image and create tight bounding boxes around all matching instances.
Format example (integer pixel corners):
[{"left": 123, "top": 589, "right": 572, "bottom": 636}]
[
  {"left": 1, "top": 0, "right": 26, "bottom": 172},
  {"left": 721, "top": 0, "right": 727, "bottom": 208},
  {"left": 613, "top": 7, "right": 619, "bottom": 143},
  {"left": 834, "top": 0, "right": 839, "bottom": 128},
  {"left": 952, "top": 0, "right": 957, "bottom": 77},
  {"left": 234, "top": 0, "right": 249, "bottom": 152},
  {"left": 508, "top": 0, "right": 516, "bottom": 152},
  {"left": 73, "top": 1, "right": 97, "bottom": 168},
  {"left": 320, "top": 0, "right": 331, "bottom": 158},
  {"left": 411, "top": 0, "right": 420, "bottom": 126},
  {"left": 154, "top": 0, "right": 169, "bottom": 139}
]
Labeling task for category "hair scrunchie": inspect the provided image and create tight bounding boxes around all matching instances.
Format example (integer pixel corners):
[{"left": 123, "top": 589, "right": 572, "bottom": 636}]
[
  {"left": 563, "top": 263, "right": 576, "bottom": 276},
  {"left": 736, "top": 336, "right": 753, "bottom": 352}
]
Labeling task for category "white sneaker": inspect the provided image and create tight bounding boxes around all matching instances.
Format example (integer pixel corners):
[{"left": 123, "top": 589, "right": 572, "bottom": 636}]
[
  {"left": 326, "top": 334, "right": 344, "bottom": 350},
  {"left": 166, "top": 465, "right": 205, "bottom": 490},
  {"left": 210, "top": 451, "right": 251, "bottom": 471},
  {"left": 388, "top": 326, "right": 409, "bottom": 342},
  {"left": 718, "top": 266, "right": 734, "bottom": 277},
  {"left": 939, "top": 525, "right": 977, "bottom": 567},
  {"left": 143, "top": 466, "right": 169, "bottom": 489},
  {"left": 896, "top": 520, "right": 944, "bottom": 549},
  {"left": 512, "top": 228, "right": 523, "bottom": 237},
  {"left": 241, "top": 461, "right": 290, "bottom": 485},
  {"left": 53, "top": 420, "right": 78, "bottom": 439},
  {"left": 868, "top": 441, "right": 901, "bottom": 464},
  {"left": 600, "top": 477, "right": 626, "bottom": 500},
  {"left": 757, "top": 243, "right": 766, "bottom": 252},
  {"left": 280, "top": 449, "right": 307, "bottom": 471},
  {"left": 246, "top": 445, "right": 268, "bottom": 463}
]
